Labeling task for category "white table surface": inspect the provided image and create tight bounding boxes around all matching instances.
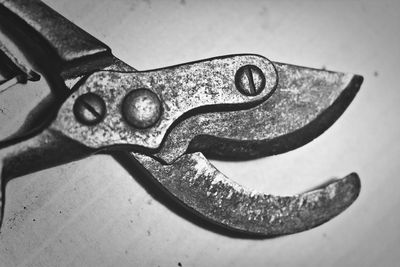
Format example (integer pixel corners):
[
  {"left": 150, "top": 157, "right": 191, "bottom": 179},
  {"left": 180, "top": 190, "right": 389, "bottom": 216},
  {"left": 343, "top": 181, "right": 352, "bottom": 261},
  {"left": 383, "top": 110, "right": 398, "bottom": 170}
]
[{"left": 1, "top": 0, "right": 399, "bottom": 266}]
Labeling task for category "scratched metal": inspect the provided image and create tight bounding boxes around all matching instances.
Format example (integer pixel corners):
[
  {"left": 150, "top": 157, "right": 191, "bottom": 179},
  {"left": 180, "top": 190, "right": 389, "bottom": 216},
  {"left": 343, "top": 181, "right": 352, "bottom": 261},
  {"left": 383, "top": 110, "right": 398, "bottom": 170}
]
[
  {"left": 53, "top": 55, "right": 277, "bottom": 150},
  {"left": 134, "top": 152, "right": 360, "bottom": 236},
  {"left": 0, "top": 0, "right": 113, "bottom": 78},
  {"left": 153, "top": 63, "right": 363, "bottom": 163}
]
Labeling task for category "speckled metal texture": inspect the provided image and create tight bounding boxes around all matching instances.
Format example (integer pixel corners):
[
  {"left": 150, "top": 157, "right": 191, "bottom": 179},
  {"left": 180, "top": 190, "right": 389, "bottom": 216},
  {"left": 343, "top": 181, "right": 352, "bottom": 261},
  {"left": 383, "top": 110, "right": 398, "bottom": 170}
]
[
  {"left": 134, "top": 152, "right": 360, "bottom": 236},
  {"left": 154, "top": 63, "right": 363, "bottom": 163},
  {"left": 53, "top": 55, "right": 277, "bottom": 150},
  {"left": 121, "top": 88, "right": 162, "bottom": 129},
  {"left": 0, "top": 53, "right": 362, "bottom": 235},
  {"left": 0, "top": 0, "right": 364, "bottom": 238}
]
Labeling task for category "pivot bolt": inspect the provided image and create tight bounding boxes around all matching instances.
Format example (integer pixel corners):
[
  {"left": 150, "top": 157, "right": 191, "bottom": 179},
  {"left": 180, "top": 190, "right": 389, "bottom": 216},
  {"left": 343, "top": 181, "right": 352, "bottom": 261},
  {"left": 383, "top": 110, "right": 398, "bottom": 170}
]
[
  {"left": 235, "top": 65, "right": 266, "bottom": 96},
  {"left": 73, "top": 92, "right": 106, "bottom": 125},
  {"left": 122, "top": 88, "right": 162, "bottom": 129}
]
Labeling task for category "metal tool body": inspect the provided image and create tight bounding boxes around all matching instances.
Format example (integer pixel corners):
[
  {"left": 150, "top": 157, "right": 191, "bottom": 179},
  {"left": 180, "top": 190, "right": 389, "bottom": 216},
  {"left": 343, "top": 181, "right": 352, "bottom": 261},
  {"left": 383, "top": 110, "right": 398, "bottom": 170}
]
[{"left": 0, "top": 0, "right": 363, "bottom": 236}]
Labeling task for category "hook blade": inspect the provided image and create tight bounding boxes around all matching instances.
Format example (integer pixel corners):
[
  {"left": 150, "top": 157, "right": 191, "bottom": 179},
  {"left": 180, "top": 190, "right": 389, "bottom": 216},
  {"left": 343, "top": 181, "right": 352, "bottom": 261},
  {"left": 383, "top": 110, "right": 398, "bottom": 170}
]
[{"left": 133, "top": 152, "right": 360, "bottom": 236}]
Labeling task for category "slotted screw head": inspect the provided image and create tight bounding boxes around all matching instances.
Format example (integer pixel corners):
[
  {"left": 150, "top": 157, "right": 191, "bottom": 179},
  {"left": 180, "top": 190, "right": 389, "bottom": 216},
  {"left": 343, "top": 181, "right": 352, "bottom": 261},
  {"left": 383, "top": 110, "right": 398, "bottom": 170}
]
[
  {"left": 73, "top": 93, "right": 106, "bottom": 125},
  {"left": 235, "top": 65, "right": 266, "bottom": 96},
  {"left": 122, "top": 88, "right": 162, "bottom": 129}
]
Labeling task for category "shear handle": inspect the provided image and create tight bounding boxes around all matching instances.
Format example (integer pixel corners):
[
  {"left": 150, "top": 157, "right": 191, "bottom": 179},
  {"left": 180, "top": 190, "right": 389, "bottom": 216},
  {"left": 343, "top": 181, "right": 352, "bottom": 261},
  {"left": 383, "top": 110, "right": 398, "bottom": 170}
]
[
  {"left": 0, "top": 0, "right": 112, "bottom": 78},
  {"left": 0, "top": 126, "right": 92, "bottom": 227}
]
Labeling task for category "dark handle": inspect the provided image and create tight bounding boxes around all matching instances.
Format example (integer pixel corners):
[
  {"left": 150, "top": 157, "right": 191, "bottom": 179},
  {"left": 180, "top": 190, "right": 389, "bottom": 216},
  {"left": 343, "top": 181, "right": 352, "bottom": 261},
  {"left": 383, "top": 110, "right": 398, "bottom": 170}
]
[
  {"left": 0, "top": 128, "right": 92, "bottom": 227},
  {"left": 0, "top": 0, "right": 113, "bottom": 78}
]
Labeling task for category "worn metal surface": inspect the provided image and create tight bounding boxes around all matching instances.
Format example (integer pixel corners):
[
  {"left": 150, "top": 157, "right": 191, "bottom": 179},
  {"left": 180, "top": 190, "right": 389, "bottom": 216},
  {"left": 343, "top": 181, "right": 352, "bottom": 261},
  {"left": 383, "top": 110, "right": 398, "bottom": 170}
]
[
  {"left": 53, "top": 55, "right": 277, "bottom": 150},
  {"left": 73, "top": 92, "right": 107, "bottom": 126},
  {"left": 0, "top": 0, "right": 364, "bottom": 238},
  {"left": 134, "top": 152, "right": 360, "bottom": 236},
  {"left": 121, "top": 88, "right": 162, "bottom": 129},
  {"left": 0, "top": 53, "right": 363, "bottom": 236},
  {"left": 235, "top": 65, "right": 266, "bottom": 96},
  {"left": 154, "top": 63, "right": 363, "bottom": 163},
  {"left": 0, "top": 0, "right": 112, "bottom": 78}
]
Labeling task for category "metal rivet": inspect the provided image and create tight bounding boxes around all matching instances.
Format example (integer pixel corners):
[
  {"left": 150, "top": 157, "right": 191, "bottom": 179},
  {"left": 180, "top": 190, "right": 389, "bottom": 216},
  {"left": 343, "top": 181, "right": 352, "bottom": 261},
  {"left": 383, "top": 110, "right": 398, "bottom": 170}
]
[
  {"left": 73, "top": 93, "right": 106, "bottom": 125},
  {"left": 235, "top": 65, "right": 266, "bottom": 96},
  {"left": 122, "top": 88, "right": 162, "bottom": 129}
]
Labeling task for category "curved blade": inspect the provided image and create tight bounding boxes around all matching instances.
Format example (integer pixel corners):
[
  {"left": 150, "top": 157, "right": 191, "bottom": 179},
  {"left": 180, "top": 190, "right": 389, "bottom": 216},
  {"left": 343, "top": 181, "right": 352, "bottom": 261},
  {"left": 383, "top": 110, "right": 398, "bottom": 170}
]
[
  {"left": 155, "top": 63, "right": 363, "bottom": 163},
  {"left": 133, "top": 152, "right": 360, "bottom": 236}
]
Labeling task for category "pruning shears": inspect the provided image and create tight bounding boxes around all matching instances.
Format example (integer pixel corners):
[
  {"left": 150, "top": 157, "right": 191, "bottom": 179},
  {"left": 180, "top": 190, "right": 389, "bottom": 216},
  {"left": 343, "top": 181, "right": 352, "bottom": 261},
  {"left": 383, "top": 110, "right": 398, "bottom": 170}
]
[{"left": 0, "top": 0, "right": 363, "bottom": 236}]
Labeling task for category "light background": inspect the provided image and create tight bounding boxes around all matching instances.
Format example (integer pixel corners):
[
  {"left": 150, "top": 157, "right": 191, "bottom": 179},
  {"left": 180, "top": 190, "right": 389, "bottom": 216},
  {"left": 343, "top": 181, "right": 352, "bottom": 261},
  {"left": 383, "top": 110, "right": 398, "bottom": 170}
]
[{"left": 1, "top": 0, "right": 400, "bottom": 266}]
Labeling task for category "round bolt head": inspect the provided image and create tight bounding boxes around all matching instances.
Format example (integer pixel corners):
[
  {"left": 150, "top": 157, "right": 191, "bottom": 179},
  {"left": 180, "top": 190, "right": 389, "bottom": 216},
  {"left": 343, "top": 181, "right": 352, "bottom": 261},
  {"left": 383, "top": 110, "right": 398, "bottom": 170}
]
[
  {"left": 73, "top": 93, "right": 106, "bottom": 125},
  {"left": 235, "top": 65, "right": 266, "bottom": 96},
  {"left": 122, "top": 88, "right": 162, "bottom": 129}
]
